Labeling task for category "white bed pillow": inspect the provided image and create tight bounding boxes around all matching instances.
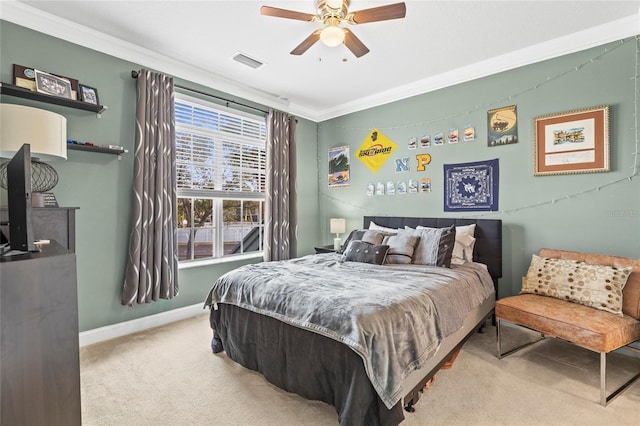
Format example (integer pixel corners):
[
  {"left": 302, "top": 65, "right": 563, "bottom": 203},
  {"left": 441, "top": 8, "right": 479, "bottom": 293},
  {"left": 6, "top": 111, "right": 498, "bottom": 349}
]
[
  {"left": 451, "top": 224, "right": 476, "bottom": 264},
  {"left": 368, "top": 221, "right": 398, "bottom": 233}
]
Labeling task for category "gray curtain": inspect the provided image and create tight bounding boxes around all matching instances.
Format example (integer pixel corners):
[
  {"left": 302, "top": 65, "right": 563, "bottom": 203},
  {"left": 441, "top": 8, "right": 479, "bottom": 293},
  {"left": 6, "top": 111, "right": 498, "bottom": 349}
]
[
  {"left": 264, "top": 110, "right": 297, "bottom": 261},
  {"left": 122, "top": 69, "right": 178, "bottom": 305}
]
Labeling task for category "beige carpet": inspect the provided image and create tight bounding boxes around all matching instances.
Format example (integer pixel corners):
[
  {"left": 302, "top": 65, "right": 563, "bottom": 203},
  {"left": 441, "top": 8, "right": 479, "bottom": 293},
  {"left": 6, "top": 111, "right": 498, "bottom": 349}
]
[{"left": 80, "top": 313, "right": 640, "bottom": 426}]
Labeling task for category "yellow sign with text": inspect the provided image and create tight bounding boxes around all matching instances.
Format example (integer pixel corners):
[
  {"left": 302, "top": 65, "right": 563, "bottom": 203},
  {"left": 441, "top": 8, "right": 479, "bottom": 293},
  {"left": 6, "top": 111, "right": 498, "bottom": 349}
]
[{"left": 356, "top": 128, "right": 397, "bottom": 173}]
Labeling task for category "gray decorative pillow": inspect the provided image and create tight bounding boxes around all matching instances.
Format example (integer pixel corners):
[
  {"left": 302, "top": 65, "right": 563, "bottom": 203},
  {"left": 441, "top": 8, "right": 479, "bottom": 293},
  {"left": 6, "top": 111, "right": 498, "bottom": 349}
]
[
  {"left": 411, "top": 225, "right": 456, "bottom": 267},
  {"left": 521, "top": 254, "right": 632, "bottom": 316},
  {"left": 382, "top": 233, "right": 420, "bottom": 264},
  {"left": 339, "top": 229, "right": 393, "bottom": 254},
  {"left": 343, "top": 240, "right": 389, "bottom": 265}
]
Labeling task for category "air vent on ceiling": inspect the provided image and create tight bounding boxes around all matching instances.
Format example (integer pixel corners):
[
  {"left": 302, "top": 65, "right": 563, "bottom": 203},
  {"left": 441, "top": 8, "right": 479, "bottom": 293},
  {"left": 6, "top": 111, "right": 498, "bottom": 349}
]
[{"left": 232, "top": 53, "right": 264, "bottom": 69}]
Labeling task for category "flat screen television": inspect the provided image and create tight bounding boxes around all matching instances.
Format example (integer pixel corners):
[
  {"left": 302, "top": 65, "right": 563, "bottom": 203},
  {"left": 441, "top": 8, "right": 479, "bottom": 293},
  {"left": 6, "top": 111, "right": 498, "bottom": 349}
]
[{"left": 6, "top": 143, "right": 36, "bottom": 252}]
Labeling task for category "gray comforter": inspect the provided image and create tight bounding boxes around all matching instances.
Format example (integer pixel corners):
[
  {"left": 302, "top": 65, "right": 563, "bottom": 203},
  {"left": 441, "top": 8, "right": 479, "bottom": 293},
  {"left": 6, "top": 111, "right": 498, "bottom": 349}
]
[{"left": 204, "top": 253, "right": 495, "bottom": 409}]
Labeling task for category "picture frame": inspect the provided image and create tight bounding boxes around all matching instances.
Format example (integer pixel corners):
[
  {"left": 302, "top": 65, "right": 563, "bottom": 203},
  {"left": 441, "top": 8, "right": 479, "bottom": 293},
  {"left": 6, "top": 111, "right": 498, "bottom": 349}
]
[
  {"left": 79, "top": 84, "right": 99, "bottom": 105},
  {"left": 533, "top": 105, "right": 609, "bottom": 176},
  {"left": 487, "top": 105, "right": 518, "bottom": 147},
  {"left": 34, "top": 69, "right": 73, "bottom": 99},
  {"left": 13, "top": 64, "right": 37, "bottom": 91},
  {"left": 14, "top": 64, "right": 79, "bottom": 99},
  {"left": 328, "top": 145, "right": 349, "bottom": 188}
]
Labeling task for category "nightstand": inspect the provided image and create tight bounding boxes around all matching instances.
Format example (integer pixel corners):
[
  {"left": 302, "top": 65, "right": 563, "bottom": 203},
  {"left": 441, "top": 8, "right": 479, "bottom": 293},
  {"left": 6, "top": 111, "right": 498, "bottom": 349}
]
[{"left": 314, "top": 245, "right": 337, "bottom": 254}]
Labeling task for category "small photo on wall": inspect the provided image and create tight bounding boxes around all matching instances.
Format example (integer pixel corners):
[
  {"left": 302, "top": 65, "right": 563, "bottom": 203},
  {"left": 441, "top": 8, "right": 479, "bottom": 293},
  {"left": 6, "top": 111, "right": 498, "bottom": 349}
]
[
  {"left": 408, "top": 137, "right": 417, "bottom": 150},
  {"left": 396, "top": 181, "right": 407, "bottom": 194},
  {"left": 387, "top": 181, "right": 395, "bottom": 195},
  {"left": 448, "top": 128, "right": 459, "bottom": 144},
  {"left": 464, "top": 125, "right": 475, "bottom": 141},
  {"left": 420, "top": 134, "right": 430, "bottom": 148},
  {"left": 434, "top": 131, "right": 444, "bottom": 146},
  {"left": 366, "top": 182, "right": 375, "bottom": 196},
  {"left": 408, "top": 179, "right": 418, "bottom": 193},
  {"left": 376, "top": 182, "right": 385, "bottom": 196},
  {"left": 420, "top": 178, "right": 432, "bottom": 193}
]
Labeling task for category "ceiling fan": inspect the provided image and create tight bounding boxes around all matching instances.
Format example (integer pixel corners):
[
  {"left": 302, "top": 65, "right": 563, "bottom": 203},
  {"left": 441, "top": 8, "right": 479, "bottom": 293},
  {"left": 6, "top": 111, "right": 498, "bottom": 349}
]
[{"left": 260, "top": 0, "right": 406, "bottom": 58}]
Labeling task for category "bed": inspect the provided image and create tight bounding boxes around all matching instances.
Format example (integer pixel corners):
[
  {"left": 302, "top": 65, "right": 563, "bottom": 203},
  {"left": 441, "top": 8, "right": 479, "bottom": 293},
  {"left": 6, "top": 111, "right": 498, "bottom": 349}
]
[{"left": 205, "top": 216, "right": 502, "bottom": 425}]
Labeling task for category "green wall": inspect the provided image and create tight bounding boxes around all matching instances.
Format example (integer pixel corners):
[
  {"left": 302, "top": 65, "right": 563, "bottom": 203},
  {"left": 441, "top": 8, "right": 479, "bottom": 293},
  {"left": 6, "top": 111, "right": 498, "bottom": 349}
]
[
  {"left": 0, "top": 21, "right": 319, "bottom": 331},
  {"left": 2, "top": 19, "right": 638, "bottom": 330},
  {"left": 317, "top": 37, "right": 640, "bottom": 297}
]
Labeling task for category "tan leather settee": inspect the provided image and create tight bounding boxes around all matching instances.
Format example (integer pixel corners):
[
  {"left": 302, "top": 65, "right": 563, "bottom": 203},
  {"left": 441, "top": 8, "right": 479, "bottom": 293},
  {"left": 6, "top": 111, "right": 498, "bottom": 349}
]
[{"left": 495, "top": 248, "right": 640, "bottom": 406}]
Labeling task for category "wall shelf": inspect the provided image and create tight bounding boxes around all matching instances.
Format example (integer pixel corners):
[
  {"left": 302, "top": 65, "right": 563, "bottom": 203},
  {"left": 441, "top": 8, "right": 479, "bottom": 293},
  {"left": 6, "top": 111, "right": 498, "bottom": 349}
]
[
  {"left": 67, "top": 144, "right": 126, "bottom": 156},
  {"left": 0, "top": 82, "right": 107, "bottom": 116}
]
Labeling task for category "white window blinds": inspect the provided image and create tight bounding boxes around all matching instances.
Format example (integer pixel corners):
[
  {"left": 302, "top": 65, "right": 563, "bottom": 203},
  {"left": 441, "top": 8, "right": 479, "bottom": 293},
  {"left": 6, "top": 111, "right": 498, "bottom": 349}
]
[{"left": 175, "top": 94, "right": 267, "bottom": 199}]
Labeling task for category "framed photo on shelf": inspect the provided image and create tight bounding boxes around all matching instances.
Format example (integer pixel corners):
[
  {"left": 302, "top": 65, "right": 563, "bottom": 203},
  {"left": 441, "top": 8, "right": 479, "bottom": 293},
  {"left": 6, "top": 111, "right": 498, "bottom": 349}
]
[
  {"left": 533, "top": 105, "right": 609, "bottom": 176},
  {"left": 79, "top": 84, "right": 99, "bottom": 105},
  {"left": 13, "top": 64, "right": 37, "bottom": 91},
  {"left": 34, "top": 69, "right": 73, "bottom": 99},
  {"left": 15, "top": 64, "right": 80, "bottom": 99}
]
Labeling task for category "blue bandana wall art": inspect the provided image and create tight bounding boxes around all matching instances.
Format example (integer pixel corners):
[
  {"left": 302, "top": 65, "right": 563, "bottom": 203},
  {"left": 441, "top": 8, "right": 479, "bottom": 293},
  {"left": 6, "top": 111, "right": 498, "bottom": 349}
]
[{"left": 443, "top": 159, "right": 499, "bottom": 211}]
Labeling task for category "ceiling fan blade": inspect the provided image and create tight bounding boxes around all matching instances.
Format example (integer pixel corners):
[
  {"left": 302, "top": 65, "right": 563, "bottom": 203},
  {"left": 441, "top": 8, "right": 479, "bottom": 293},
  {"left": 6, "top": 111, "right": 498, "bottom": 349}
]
[
  {"left": 260, "top": 6, "right": 316, "bottom": 22},
  {"left": 343, "top": 29, "right": 369, "bottom": 58},
  {"left": 349, "top": 2, "right": 406, "bottom": 24},
  {"left": 290, "top": 30, "right": 322, "bottom": 55}
]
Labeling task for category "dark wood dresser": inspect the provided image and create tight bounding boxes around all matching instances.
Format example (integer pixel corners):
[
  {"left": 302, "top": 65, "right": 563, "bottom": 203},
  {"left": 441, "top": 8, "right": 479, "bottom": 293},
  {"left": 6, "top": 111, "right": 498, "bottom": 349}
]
[
  {"left": 0, "top": 241, "right": 81, "bottom": 425},
  {"left": 0, "top": 206, "right": 78, "bottom": 252}
]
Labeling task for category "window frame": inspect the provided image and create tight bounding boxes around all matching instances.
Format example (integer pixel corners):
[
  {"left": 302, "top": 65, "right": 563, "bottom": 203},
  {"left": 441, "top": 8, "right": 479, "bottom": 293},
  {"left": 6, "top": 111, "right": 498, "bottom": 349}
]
[{"left": 174, "top": 92, "right": 267, "bottom": 266}]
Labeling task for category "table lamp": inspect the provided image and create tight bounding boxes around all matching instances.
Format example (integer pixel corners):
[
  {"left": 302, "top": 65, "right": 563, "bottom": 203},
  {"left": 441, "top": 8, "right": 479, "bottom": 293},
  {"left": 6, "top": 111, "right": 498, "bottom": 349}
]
[
  {"left": 330, "top": 218, "right": 346, "bottom": 251},
  {"left": 0, "top": 104, "right": 67, "bottom": 207}
]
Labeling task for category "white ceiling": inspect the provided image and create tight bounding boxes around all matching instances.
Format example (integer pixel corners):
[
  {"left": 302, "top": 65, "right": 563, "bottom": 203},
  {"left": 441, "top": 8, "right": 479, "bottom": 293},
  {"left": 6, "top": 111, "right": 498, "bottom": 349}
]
[{"left": 3, "top": 1, "right": 640, "bottom": 121}]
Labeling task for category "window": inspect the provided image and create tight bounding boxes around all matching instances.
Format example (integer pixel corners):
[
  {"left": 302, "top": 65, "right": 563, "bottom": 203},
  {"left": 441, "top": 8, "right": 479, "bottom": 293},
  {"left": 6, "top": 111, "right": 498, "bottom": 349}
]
[{"left": 175, "top": 93, "right": 267, "bottom": 262}]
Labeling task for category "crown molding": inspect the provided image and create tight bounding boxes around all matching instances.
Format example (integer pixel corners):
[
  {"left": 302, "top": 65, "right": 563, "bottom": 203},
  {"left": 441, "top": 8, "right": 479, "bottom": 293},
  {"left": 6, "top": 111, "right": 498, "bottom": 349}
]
[
  {"left": 313, "top": 13, "right": 640, "bottom": 122},
  {"left": 0, "top": 1, "right": 289, "bottom": 114},
  {"left": 2, "top": 1, "right": 638, "bottom": 123}
]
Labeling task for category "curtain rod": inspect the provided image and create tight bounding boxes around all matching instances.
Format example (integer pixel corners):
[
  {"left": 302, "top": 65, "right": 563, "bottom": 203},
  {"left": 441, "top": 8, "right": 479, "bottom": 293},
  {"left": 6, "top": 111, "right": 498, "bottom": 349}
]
[{"left": 130, "top": 70, "right": 268, "bottom": 115}]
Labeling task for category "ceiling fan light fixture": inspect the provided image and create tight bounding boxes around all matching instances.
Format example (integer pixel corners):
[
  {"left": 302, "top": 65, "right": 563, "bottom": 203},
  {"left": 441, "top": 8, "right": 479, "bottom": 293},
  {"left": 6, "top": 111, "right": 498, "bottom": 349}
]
[
  {"left": 262, "top": 1, "right": 405, "bottom": 57},
  {"left": 320, "top": 25, "right": 345, "bottom": 47},
  {"left": 325, "top": 0, "right": 344, "bottom": 10}
]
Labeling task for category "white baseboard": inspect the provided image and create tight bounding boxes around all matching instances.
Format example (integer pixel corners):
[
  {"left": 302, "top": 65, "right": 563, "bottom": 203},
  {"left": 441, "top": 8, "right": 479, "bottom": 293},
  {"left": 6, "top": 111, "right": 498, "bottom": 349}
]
[{"left": 79, "top": 303, "right": 207, "bottom": 348}]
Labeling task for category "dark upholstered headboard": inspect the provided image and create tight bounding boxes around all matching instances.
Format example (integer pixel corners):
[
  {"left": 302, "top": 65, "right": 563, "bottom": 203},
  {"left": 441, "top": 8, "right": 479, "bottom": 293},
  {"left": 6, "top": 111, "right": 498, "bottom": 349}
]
[{"left": 363, "top": 216, "right": 503, "bottom": 291}]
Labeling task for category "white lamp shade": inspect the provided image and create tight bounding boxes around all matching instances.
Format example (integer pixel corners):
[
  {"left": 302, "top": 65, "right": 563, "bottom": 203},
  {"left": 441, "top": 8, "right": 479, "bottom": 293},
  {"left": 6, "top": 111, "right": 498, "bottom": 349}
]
[
  {"left": 330, "top": 218, "right": 346, "bottom": 234},
  {"left": 0, "top": 104, "right": 67, "bottom": 161}
]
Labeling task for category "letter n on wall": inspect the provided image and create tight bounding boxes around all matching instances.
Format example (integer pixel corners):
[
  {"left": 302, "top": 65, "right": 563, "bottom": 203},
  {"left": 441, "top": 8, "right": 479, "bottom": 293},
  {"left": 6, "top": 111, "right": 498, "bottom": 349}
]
[{"left": 395, "top": 157, "right": 409, "bottom": 173}]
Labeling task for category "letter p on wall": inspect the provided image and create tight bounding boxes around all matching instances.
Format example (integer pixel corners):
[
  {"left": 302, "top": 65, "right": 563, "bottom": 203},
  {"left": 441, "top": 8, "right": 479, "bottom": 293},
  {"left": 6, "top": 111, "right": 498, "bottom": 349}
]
[{"left": 416, "top": 154, "right": 432, "bottom": 171}]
